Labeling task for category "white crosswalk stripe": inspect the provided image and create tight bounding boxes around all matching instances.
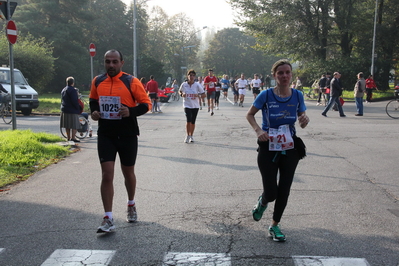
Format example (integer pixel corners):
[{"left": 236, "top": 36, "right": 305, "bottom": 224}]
[
  {"left": 162, "top": 252, "right": 231, "bottom": 265},
  {"left": 0, "top": 248, "right": 372, "bottom": 265},
  {"left": 293, "top": 256, "right": 371, "bottom": 266},
  {"left": 40, "top": 249, "right": 116, "bottom": 266}
]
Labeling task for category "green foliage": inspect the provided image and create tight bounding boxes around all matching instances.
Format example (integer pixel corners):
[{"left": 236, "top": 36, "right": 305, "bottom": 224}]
[
  {"left": 228, "top": 0, "right": 398, "bottom": 90},
  {"left": 203, "top": 28, "right": 277, "bottom": 78},
  {"left": 0, "top": 31, "right": 55, "bottom": 93},
  {"left": 0, "top": 130, "right": 72, "bottom": 188}
]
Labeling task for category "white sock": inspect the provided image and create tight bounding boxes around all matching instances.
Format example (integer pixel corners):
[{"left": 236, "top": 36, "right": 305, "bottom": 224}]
[
  {"left": 128, "top": 200, "right": 135, "bottom": 206},
  {"left": 105, "top": 212, "right": 113, "bottom": 219}
]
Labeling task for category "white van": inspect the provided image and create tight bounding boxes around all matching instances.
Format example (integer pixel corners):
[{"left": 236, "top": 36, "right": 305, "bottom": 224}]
[{"left": 0, "top": 67, "right": 39, "bottom": 116}]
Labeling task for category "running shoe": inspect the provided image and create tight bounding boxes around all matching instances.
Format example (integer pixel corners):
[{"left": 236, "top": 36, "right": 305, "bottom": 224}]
[
  {"left": 127, "top": 205, "right": 137, "bottom": 223},
  {"left": 252, "top": 196, "right": 267, "bottom": 221},
  {"left": 211, "top": 111, "right": 214, "bottom": 116},
  {"left": 189, "top": 136, "right": 194, "bottom": 143},
  {"left": 97, "top": 216, "right": 115, "bottom": 233},
  {"left": 184, "top": 136, "right": 190, "bottom": 143},
  {"left": 269, "top": 225, "right": 286, "bottom": 242}
]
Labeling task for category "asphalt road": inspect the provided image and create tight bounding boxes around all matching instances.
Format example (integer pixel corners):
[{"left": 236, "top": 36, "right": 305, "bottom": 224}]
[{"left": 0, "top": 95, "right": 398, "bottom": 265}]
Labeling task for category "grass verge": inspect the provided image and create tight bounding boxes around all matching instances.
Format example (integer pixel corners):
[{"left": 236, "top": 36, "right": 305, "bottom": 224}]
[{"left": 0, "top": 130, "right": 74, "bottom": 190}]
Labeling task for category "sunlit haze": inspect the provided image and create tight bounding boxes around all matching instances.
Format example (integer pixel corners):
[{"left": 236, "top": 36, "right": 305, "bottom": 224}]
[{"left": 121, "top": 0, "right": 236, "bottom": 30}]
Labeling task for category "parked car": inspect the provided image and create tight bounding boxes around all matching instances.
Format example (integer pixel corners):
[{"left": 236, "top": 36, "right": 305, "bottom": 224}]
[{"left": 0, "top": 67, "right": 39, "bottom": 116}]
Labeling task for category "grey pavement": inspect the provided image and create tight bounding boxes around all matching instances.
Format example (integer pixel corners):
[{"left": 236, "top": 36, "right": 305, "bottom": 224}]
[{"left": 0, "top": 95, "right": 398, "bottom": 265}]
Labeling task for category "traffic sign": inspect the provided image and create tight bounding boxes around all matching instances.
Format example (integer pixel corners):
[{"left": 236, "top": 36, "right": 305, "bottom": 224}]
[
  {"left": 0, "top": 1, "right": 17, "bottom": 20},
  {"left": 89, "top": 43, "right": 96, "bottom": 57},
  {"left": 6, "top": 20, "right": 17, "bottom": 44}
]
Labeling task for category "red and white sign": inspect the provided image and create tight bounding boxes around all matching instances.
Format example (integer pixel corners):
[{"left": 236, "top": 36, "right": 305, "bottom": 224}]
[
  {"left": 89, "top": 43, "right": 96, "bottom": 57},
  {"left": 6, "top": 20, "right": 17, "bottom": 44}
]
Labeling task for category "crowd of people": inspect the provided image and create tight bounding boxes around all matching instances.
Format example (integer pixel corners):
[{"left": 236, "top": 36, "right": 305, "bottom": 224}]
[{"left": 83, "top": 49, "right": 380, "bottom": 242}]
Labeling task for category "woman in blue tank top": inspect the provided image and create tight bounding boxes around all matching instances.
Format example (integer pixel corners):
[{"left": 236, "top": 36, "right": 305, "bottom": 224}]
[{"left": 246, "top": 59, "right": 310, "bottom": 242}]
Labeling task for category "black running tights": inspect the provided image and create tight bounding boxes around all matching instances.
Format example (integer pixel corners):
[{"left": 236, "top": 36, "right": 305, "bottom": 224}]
[{"left": 257, "top": 143, "right": 299, "bottom": 223}]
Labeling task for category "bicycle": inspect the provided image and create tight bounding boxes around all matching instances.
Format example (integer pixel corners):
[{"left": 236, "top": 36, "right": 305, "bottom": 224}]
[
  {"left": 0, "top": 93, "right": 12, "bottom": 124},
  {"left": 386, "top": 86, "right": 399, "bottom": 119},
  {"left": 60, "top": 112, "right": 93, "bottom": 140},
  {"left": 171, "top": 90, "right": 180, "bottom": 101}
]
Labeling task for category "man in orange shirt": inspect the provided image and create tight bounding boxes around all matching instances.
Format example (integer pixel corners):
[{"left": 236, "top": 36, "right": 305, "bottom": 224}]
[{"left": 89, "top": 49, "right": 151, "bottom": 233}]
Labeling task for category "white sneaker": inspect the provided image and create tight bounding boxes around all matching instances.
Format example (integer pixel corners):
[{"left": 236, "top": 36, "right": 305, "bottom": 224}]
[
  {"left": 216, "top": 107, "right": 219, "bottom": 110},
  {"left": 127, "top": 205, "right": 137, "bottom": 223},
  {"left": 97, "top": 216, "right": 115, "bottom": 233},
  {"left": 189, "top": 136, "right": 194, "bottom": 143},
  {"left": 184, "top": 136, "right": 190, "bottom": 143}
]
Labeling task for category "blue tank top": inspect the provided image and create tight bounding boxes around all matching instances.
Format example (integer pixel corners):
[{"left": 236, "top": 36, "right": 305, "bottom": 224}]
[{"left": 253, "top": 88, "right": 306, "bottom": 136}]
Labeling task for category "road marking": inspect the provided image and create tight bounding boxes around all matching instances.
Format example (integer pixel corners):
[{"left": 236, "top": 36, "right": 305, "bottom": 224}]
[
  {"left": 293, "top": 256, "right": 370, "bottom": 266},
  {"left": 0, "top": 248, "right": 372, "bottom": 265},
  {"left": 163, "top": 252, "right": 231, "bottom": 265},
  {"left": 41, "top": 249, "right": 115, "bottom": 266}
]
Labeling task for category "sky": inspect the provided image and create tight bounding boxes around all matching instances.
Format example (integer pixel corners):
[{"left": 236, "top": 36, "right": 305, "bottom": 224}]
[{"left": 121, "top": 0, "right": 236, "bottom": 30}]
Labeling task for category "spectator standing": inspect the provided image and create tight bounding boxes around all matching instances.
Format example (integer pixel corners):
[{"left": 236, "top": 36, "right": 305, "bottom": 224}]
[
  {"left": 146, "top": 75, "right": 160, "bottom": 113},
  {"left": 365, "top": 75, "right": 378, "bottom": 103},
  {"left": 295, "top": 76, "right": 302, "bottom": 92},
  {"left": 354, "top": 72, "right": 366, "bottom": 116},
  {"left": 316, "top": 74, "right": 327, "bottom": 106},
  {"left": 60, "top": 76, "right": 81, "bottom": 142},
  {"left": 321, "top": 72, "right": 346, "bottom": 117},
  {"left": 89, "top": 49, "right": 151, "bottom": 233}
]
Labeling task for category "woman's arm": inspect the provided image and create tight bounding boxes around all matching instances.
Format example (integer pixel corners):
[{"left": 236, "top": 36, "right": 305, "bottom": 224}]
[{"left": 246, "top": 105, "right": 269, "bottom": 142}]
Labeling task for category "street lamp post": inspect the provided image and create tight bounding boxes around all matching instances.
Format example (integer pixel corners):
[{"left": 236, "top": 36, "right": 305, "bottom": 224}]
[
  {"left": 371, "top": 0, "right": 378, "bottom": 76},
  {"left": 133, "top": 0, "right": 137, "bottom": 77},
  {"left": 180, "top": 26, "right": 208, "bottom": 82}
]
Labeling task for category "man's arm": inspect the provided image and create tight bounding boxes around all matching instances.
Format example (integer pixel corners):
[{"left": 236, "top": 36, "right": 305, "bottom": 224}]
[{"left": 129, "top": 78, "right": 152, "bottom": 117}]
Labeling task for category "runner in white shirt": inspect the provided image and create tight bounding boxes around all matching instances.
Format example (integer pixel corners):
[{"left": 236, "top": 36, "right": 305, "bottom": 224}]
[
  {"left": 251, "top": 73, "right": 262, "bottom": 99},
  {"left": 235, "top": 73, "right": 248, "bottom": 107},
  {"left": 179, "top": 69, "right": 206, "bottom": 143}
]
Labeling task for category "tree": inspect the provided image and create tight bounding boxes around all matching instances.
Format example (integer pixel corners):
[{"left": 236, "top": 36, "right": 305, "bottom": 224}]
[
  {"left": 203, "top": 28, "right": 274, "bottom": 78},
  {"left": 0, "top": 32, "right": 55, "bottom": 93},
  {"left": 228, "top": 0, "right": 399, "bottom": 89},
  {"left": 14, "top": 0, "right": 93, "bottom": 91}
]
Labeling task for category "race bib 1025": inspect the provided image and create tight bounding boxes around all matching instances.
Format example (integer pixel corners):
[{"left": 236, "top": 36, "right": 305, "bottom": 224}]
[{"left": 99, "top": 96, "right": 121, "bottom": 120}]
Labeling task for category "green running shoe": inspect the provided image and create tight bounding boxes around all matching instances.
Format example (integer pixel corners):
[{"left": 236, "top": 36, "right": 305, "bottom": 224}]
[
  {"left": 252, "top": 196, "right": 267, "bottom": 221},
  {"left": 269, "top": 225, "right": 286, "bottom": 242}
]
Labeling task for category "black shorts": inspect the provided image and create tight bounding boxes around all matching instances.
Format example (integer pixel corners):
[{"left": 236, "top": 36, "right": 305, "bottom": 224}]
[
  {"left": 252, "top": 88, "right": 260, "bottom": 95},
  {"left": 184, "top": 108, "right": 199, "bottom": 124},
  {"left": 97, "top": 134, "right": 138, "bottom": 166},
  {"left": 149, "top": 93, "right": 158, "bottom": 100}
]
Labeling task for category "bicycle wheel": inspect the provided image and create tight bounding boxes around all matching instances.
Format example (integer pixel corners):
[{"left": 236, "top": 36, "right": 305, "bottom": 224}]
[
  {"left": 386, "top": 99, "right": 399, "bottom": 119},
  {"left": 2, "top": 104, "right": 12, "bottom": 124},
  {"left": 75, "top": 116, "right": 89, "bottom": 139},
  {"left": 60, "top": 126, "right": 68, "bottom": 139}
]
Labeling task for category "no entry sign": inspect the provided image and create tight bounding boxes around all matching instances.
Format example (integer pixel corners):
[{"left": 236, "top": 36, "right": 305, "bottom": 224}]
[
  {"left": 6, "top": 20, "right": 17, "bottom": 44},
  {"left": 89, "top": 43, "right": 96, "bottom": 57}
]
